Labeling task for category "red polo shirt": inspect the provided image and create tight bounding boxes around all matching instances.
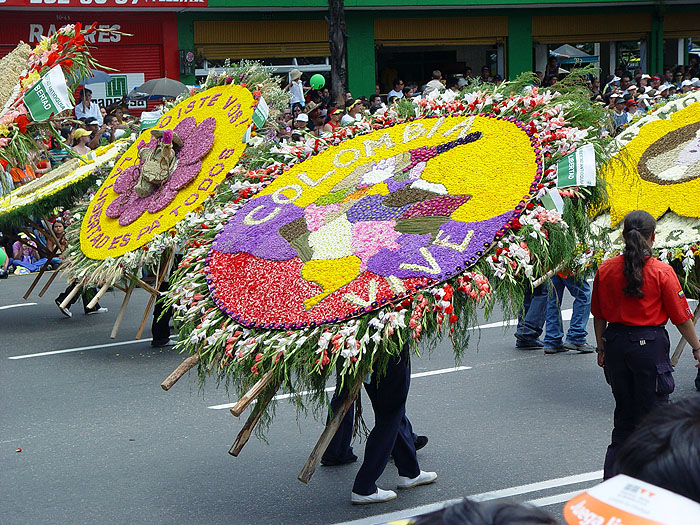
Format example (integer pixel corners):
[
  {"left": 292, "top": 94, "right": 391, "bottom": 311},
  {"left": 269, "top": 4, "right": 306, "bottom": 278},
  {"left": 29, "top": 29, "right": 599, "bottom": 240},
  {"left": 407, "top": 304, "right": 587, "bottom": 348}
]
[{"left": 591, "top": 255, "right": 693, "bottom": 326}]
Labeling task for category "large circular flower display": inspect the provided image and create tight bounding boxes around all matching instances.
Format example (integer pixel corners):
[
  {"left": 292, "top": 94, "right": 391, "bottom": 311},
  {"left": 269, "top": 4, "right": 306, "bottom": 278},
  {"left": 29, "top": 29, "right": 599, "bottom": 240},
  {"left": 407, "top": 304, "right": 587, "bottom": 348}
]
[
  {"left": 79, "top": 85, "right": 255, "bottom": 259},
  {"left": 207, "top": 115, "right": 542, "bottom": 328},
  {"left": 603, "top": 99, "right": 700, "bottom": 226}
]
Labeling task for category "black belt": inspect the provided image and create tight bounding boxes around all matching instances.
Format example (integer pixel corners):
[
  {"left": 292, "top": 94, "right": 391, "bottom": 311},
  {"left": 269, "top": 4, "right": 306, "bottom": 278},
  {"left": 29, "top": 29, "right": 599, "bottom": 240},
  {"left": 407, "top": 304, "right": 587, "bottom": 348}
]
[{"left": 606, "top": 323, "right": 666, "bottom": 333}]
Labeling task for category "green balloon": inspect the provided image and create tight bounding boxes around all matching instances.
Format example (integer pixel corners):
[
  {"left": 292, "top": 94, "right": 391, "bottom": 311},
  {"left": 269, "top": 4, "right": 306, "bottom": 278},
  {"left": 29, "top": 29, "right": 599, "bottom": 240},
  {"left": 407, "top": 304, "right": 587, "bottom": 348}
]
[{"left": 310, "top": 74, "right": 325, "bottom": 90}]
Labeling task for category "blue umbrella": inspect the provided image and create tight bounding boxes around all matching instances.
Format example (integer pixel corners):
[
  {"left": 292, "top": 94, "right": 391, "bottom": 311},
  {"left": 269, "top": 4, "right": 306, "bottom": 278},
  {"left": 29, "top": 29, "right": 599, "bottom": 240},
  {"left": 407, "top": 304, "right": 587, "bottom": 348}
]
[{"left": 83, "top": 69, "right": 113, "bottom": 85}]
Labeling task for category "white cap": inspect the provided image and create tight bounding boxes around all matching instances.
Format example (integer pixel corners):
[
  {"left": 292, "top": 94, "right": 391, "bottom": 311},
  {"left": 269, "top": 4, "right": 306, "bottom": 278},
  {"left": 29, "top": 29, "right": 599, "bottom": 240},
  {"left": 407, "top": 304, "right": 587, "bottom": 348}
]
[
  {"left": 660, "top": 83, "right": 672, "bottom": 91},
  {"left": 612, "top": 76, "right": 621, "bottom": 82},
  {"left": 295, "top": 113, "right": 309, "bottom": 122},
  {"left": 641, "top": 74, "right": 651, "bottom": 79},
  {"left": 681, "top": 79, "right": 694, "bottom": 87},
  {"left": 693, "top": 78, "right": 700, "bottom": 87},
  {"left": 637, "top": 93, "right": 650, "bottom": 100},
  {"left": 627, "top": 85, "right": 638, "bottom": 91}
]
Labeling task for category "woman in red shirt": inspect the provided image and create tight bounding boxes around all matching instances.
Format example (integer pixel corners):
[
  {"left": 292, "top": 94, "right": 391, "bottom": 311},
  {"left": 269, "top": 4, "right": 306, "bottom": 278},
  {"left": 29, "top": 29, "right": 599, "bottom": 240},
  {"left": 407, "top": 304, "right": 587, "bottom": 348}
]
[{"left": 591, "top": 210, "right": 700, "bottom": 479}]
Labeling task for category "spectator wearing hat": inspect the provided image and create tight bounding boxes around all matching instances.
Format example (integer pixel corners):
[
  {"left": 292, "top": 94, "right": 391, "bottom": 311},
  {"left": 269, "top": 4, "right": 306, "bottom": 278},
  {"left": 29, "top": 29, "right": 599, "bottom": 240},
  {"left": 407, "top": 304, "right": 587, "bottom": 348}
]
[
  {"left": 72, "top": 128, "right": 92, "bottom": 156},
  {"left": 341, "top": 99, "right": 363, "bottom": 126},
  {"left": 291, "top": 112, "right": 309, "bottom": 142},
  {"left": 387, "top": 79, "right": 404, "bottom": 100},
  {"left": 611, "top": 96, "right": 629, "bottom": 129},
  {"left": 681, "top": 79, "right": 695, "bottom": 93},
  {"left": 323, "top": 106, "right": 343, "bottom": 133},
  {"left": 304, "top": 101, "right": 324, "bottom": 132},
  {"left": 284, "top": 69, "right": 306, "bottom": 108},
  {"left": 479, "top": 66, "right": 492, "bottom": 83},
  {"left": 83, "top": 117, "right": 108, "bottom": 150},
  {"left": 625, "top": 99, "right": 642, "bottom": 118},
  {"left": 74, "top": 88, "right": 103, "bottom": 126}
]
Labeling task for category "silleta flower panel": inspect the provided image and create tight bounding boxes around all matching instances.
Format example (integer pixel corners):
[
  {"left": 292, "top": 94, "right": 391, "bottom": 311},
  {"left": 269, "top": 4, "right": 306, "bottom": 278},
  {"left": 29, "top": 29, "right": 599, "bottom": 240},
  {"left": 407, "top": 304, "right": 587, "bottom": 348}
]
[
  {"left": 603, "top": 99, "right": 700, "bottom": 226},
  {"left": 79, "top": 85, "right": 255, "bottom": 259},
  {"left": 207, "top": 115, "right": 543, "bottom": 328}
]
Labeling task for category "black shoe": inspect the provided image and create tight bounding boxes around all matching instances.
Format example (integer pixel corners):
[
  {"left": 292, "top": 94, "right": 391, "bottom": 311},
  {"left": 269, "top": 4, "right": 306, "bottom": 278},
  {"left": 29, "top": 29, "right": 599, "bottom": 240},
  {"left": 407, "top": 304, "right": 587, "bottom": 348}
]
[
  {"left": 515, "top": 338, "right": 544, "bottom": 350},
  {"left": 415, "top": 435, "right": 428, "bottom": 451},
  {"left": 321, "top": 453, "right": 358, "bottom": 466},
  {"left": 544, "top": 346, "right": 567, "bottom": 354},
  {"left": 55, "top": 298, "right": 72, "bottom": 318}
]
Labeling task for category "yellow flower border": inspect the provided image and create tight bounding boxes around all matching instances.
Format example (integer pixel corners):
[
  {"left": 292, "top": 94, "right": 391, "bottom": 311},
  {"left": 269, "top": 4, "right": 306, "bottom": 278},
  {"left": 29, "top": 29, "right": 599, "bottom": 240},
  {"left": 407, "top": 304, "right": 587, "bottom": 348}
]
[
  {"left": 79, "top": 85, "right": 255, "bottom": 260},
  {"left": 0, "top": 141, "right": 127, "bottom": 217},
  {"left": 603, "top": 100, "right": 700, "bottom": 226}
]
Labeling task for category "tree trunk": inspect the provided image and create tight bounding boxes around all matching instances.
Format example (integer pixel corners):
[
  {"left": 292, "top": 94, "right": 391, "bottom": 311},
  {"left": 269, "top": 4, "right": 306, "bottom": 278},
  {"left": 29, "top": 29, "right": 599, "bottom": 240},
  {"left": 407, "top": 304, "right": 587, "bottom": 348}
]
[{"left": 327, "top": 0, "right": 348, "bottom": 107}]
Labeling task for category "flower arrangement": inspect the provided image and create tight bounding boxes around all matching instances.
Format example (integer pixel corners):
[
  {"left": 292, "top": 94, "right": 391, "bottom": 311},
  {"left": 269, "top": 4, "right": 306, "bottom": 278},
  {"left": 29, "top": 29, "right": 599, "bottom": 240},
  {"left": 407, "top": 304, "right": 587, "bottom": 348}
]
[
  {"left": 78, "top": 85, "right": 256, "bottom": 260},
  {"left": 597, "top": 91, "right": 700, "bottom": 296},
  {"left": 63, "top": 61, "right": 292, "bottom": 287},
  {"left": 162, "top": 71, "right": 611, "bottom": 442},
  {"left": 0, "top": 23, "right": 120, "bottom": 167},
  {"left": 0, "top": 141, "right": 128, "bottom": 231}
]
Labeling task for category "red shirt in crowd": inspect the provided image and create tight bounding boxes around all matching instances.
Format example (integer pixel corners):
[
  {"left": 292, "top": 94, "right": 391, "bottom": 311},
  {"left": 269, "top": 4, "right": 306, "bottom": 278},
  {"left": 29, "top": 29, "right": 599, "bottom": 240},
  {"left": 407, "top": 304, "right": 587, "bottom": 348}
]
[{"left": 591, "top": 255, "right": 693, "bottom": 326}]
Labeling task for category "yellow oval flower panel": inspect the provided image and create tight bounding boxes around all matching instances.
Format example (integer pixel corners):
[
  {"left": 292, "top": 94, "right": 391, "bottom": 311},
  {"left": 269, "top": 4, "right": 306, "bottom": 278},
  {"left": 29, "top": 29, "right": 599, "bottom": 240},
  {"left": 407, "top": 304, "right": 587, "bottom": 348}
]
[
  {"left": 603, "top": 101, "right": 700, "bottom": 226},
  {"left": 80, "top": 85, "right": 255, "bottom": 259},
  {"left": 208, "top": 115, "right": 543, "bottom": 329}
]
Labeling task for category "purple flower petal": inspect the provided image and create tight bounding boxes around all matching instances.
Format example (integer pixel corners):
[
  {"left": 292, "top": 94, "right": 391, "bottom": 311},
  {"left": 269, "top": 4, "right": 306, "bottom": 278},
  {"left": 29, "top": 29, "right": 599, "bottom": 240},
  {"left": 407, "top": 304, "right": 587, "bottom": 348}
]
[
  {"left": 113, "top": 165, "right": 140, "bottom": 194},
  {"left": 178, "top": 117, "right": 216, "bottom": 165},
  {"left": 147, "top": 187, "right": 178, "bottom": 213},
  {"left": 118, "top": 195, "right": 150, "bottom": 226},
  {"left": 172, "top": 117, "right": 197, "bottom": 141},
  {"left": 105, "top": 193, "right": 128, "bottom": 218},
  {"left": 167, "top": 161, "right": 201, "bottom": 191}
]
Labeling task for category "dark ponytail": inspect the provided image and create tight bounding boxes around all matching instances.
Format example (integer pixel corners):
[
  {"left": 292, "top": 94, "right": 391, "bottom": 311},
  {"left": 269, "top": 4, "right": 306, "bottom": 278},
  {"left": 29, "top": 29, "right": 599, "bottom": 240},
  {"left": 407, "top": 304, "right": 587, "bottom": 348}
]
[{"left": 622, "top": 210, "right": 656, "bottom": 298}]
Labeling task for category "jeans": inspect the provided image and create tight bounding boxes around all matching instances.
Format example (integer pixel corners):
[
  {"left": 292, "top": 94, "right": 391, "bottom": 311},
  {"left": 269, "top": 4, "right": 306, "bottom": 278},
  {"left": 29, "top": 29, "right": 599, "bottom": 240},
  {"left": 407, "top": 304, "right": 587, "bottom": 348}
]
[
  {"left": 544, "top": 275, "right": 591, "bottom": 347},
  {"left": 12, "top": 258, "right": 47, "bottom": 272},
  {"left": 515, "top": 284, "right": 548, "bottom": 343}
]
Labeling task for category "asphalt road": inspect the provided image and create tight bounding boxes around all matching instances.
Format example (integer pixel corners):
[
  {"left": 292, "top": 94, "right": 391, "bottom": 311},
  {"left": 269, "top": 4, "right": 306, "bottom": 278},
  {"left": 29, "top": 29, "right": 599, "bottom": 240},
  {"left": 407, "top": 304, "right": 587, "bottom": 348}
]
[{"left": 2, "top": 273, "right": 700, "bottom": 525}]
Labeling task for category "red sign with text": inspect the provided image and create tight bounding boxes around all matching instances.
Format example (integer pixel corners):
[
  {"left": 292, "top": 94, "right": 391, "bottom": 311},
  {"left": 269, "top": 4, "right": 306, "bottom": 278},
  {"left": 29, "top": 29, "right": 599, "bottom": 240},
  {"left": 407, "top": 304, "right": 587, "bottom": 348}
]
[{"left": 0, "top": 0, "right": 206, "bottom": 7}]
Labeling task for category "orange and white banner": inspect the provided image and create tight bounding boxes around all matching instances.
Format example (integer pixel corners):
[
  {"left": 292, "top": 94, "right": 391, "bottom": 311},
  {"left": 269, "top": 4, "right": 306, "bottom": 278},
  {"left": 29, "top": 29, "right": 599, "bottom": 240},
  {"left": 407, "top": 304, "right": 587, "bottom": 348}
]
[{"left": 564, "top": 475, "right": 700, "bottom": 525}]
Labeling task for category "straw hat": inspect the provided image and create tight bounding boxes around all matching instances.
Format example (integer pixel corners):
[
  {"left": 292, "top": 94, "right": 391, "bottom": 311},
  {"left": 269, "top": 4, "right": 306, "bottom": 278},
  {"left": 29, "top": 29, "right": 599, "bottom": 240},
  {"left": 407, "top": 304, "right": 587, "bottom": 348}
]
[{"left": 289, "top": 69, "right": 302, "bottom": 81}]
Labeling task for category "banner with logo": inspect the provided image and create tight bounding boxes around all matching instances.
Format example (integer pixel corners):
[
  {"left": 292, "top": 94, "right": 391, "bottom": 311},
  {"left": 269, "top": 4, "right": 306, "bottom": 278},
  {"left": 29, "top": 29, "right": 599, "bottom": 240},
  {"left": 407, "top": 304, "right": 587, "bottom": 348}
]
[
  {"left": 89, "top": 73, "right": 146, "bottom": 110},
  {"left": 22, "top": 65, "right": 72, "bottom": 121},
  {"left": 555, "top": 143, "right": 596, "bottom": 188},
  {"left": 139, "top": 110, "right": 162, "bottom": 131}
]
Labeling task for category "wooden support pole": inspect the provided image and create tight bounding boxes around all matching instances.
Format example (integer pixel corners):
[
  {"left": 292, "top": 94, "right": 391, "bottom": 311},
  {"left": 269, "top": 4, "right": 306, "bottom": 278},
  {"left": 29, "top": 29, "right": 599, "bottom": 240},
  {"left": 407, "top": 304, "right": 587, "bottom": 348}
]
[
  {"left": 38, "top": 267, "right": 61, "bottom": 297},
  {"left": 86, "top": 282, "right": 110, "bottom": 310},
  {"left": 22, "top": 260, "right": 49, "bottom": 299},
  {"left": 59, "top": 283, "right": 81, "bottom": 309},
  {"left": 135, "top": 250, "right": 173, "bottom": 339},
  {"left": 229, "top": 382, "right": 281, "bottom": 457},
  {"left": 297, "top": 374, "right": 364, "bottom": 484},
  {"left": 161, "top": 354, "right": 200, "bottom": 391},
  {"left": 229, "top": 369, "right": 276, "bottom": 417},
  {"left": 671, "top": 302, "right": 700, "bottom": 366},
  {"left": 111, "top": 280, "right": 136, "bottom": 339}
]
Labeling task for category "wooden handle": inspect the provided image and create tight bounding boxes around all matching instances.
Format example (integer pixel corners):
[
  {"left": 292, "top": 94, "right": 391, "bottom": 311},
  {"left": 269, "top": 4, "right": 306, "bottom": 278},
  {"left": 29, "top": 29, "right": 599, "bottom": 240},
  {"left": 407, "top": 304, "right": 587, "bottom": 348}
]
[
  {"left": 229, "top": 382, "right": 281, "bottom": 457},
  {"left": 111, "top": 281, "right": 135, "bottom": 339},
  {"left": 671, "top": 302, "right": 700, "bottom": 366},
  {"left": 59, "top": 283, "right": 81, "bottom": 309},
  {"left": 86, "top": 282, "right": 110, "bottom": 310},
  {"left": 161, "top": 354, "right": 200, "bottom": 391},
  {"left": 297, "top": 374, "right": 364, "bottom": 484},
  {"left": 230, "top": 369, "right": 276, "bottom": 417}
]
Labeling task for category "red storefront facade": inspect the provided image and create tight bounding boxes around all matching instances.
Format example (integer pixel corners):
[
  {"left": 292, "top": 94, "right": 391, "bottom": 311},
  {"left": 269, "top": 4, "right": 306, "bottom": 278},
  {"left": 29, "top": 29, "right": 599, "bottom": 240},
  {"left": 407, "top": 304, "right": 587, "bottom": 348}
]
[{"left": 0, "top": 8, "right": 183, "bottom": 113}]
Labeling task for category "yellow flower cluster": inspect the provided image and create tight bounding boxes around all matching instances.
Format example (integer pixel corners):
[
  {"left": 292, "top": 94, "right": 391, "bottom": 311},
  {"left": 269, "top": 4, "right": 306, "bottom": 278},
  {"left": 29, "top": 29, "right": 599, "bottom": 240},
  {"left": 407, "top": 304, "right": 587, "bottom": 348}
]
[
  {"left": 258, "top": 116, "right": 537, "bottom": 224},
  {"left": 0, "top": 141, "right": 126, "bottom": 217},
  {"left": 602, "top": 100, "right": 700, "bottom": 226},
  {"left": 80, "top": 85, "right": 255, "bottom": 260}
]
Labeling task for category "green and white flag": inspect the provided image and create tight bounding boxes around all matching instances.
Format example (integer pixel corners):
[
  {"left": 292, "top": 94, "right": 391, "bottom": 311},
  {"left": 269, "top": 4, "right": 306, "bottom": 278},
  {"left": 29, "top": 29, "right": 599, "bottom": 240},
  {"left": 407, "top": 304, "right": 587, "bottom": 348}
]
[
  {"left": 251, "top": 96, "right": 269, "bottom": 130},
  {"left": 555, "top": 143, "right": 596, "bottom": 188},
  {"left": 22, "top": 66, "right": 72, "bottom": 122},
  {"left": 140, "top": 110, "right": 163, "bottom": 132}
]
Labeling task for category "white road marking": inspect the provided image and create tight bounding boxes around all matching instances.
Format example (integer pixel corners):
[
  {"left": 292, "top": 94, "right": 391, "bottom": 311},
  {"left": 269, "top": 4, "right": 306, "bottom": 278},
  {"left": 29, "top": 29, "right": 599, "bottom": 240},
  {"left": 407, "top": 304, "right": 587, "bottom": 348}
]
[
  {"left": 336, "top": 470, "right": 602, "bottom": 525},
  {"left": 8, "top": 339, "right": 153, "bottom": 360},
  {"left": 476, "top": 308, "right": 591, "bottom": 330},
  {"left": 207, "top": 366, "right": 473, "bottom": 410},
  {"left": 0, "top": 302, "right": 37, "bottom": 310}
]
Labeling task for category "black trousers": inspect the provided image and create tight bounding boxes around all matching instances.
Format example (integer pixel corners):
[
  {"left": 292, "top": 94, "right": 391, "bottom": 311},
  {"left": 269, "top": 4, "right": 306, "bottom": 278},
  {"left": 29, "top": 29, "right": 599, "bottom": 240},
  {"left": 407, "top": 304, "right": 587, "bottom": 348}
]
[
  {"left": 151, "top": 280, "right": 172, "bottom": 343},
  {"left": 352, "top": 345, "right": 420, "bottom": 495},
  {"left": 56, "top": 282, "right": 101, "bottom": 314},
  {"left": 602, "top": 324, "right": 673, "bottom": 479}
]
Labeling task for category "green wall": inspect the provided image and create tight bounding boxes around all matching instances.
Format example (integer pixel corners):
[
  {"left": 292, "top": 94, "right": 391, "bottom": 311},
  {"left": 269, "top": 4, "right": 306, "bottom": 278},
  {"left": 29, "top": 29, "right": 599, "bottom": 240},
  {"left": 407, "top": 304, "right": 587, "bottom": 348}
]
[
  {"left": 346, "top": 11, "right": 376, "bottom": 98},
  {"left": 507, "top": 13, "right": 533, "bottom": 79}
]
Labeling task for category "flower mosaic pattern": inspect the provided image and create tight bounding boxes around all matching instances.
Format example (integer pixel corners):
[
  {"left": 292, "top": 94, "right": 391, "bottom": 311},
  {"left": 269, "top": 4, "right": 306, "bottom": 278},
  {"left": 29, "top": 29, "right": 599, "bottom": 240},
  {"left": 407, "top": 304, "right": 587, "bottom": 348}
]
[
  {"left": 207, "top": 116, "right": 542, "bottom": 329},
  {"left": 105, "top": 116, "right": 216, "bottom": 226}
]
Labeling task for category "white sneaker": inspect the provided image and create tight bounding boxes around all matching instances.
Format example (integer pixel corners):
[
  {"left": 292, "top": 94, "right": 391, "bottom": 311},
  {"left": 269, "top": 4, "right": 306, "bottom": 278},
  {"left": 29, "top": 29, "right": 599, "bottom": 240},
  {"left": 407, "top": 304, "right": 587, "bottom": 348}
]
[
  {"left": 351, "top": 488, "right": 397, "bottom": 505},
  {"left": 397, "top": 470, "right": 437, "bottom": 489},
  {"left": 87, "top": 307, "right": 108, "bottom": 315}
]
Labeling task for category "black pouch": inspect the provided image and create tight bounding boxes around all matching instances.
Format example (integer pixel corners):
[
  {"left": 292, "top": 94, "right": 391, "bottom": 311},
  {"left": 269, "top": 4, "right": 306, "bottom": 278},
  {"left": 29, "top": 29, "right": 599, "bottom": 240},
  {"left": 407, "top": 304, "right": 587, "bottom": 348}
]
[{"left": 655, "top": 362, "right": 675, "bottom": 395}]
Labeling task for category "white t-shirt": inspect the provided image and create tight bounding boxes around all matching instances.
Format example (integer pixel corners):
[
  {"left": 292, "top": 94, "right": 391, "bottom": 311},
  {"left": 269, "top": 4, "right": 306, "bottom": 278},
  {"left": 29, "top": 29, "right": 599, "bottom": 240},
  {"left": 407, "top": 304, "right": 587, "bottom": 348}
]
[
  {"left": 387, "top": 89, "right": 404, "bottom": 100},
  {"left": 74, "top": 101, "right": 103, "bottom": 125},
  {"left": 288, "top": 80, "right": 304, "bottom": 106}
]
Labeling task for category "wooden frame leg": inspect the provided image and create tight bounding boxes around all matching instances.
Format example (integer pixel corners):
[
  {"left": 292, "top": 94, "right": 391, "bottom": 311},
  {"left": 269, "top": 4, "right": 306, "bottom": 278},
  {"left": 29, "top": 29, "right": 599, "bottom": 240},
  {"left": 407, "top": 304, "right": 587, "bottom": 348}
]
[
  {"left": 59, "top": 283, "right": 81, "bottom": 309},
  {"left": 671, "top": 302, "right": 700, "bottom": 366},
  {"left": 38, "top": 268, "right": 61, "bottom": 297},
  {"left": 229, "top": 382, "right": 281, "bottom": 457},
  {"left": 297, "top": 374, "right": 364, "bottom": 484},
  {"left": 229, "top": 369, "right": 276, "bottom": 417},
  {"left": 110, "top": 280, "right": 136, "bottom": 339},
  {"left": 86, "top": 282, "right": 110, "bottom": 310},
  {"left": 135, "top": 250, "right": 174, "bottom": 339},
  {"left": 161, "top": 354, "right": 200, "bottom": 391}
]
